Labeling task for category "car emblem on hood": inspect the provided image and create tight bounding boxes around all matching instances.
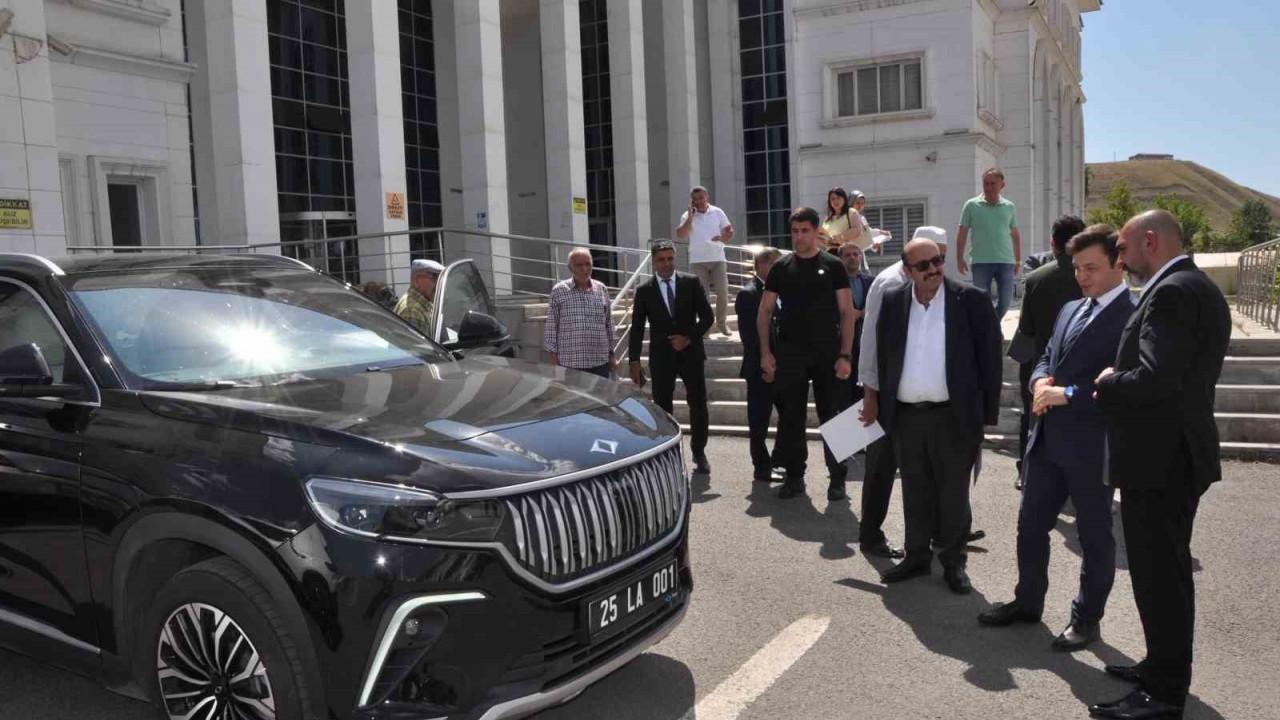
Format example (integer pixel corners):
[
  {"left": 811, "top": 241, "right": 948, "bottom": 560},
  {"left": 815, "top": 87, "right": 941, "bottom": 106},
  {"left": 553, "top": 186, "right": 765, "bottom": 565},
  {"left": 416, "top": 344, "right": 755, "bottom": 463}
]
[{"left": 591, "top": 439, "right": 619, "bottom": 455}]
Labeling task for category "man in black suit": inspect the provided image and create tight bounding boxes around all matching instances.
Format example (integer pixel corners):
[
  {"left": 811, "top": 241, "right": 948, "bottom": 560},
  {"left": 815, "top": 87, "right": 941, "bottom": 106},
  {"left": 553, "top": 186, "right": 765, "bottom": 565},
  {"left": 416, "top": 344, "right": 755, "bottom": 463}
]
[
  {"left": 1011, "top": 215, "right": 1086, "bottom": 488},
  {"left": 862, "top": 235, "right": 1002, "bottom": 593},
  {"left": 979, "top": 225, "right": 1134, "bottom": 651},
  {"left": 735, "top": 247, "right": 784, "bottom": 482},
  {"left": 629, "top": 240, "right": 716, "bottom": 473},
  {"left": 1087, "top": 210, "right": 1231, "bottom": 720},
  {"left": 838, "top": 241, "right": 875, "bottom": 407}
]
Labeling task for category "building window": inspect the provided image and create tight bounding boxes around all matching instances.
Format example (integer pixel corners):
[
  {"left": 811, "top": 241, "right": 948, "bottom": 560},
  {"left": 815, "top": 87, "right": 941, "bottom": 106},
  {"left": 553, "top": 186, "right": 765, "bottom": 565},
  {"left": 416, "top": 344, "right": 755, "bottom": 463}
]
[
  {"left": 581, "top": 0, "right": 615, "bottom": 250},
  {"left": 267, "top": 0, "right": 355, "bottom": 220},
  {"left": 88, "top": 156, "right": 171, "bottom": 248},
  {"left": 977, "top": 51, "right": 1001, "bottom": 129},
  {"left": 836, "top": 58, "right": 923, "bottom": 117},
  {"left": 107, "top": 183, "right": 143, "bottom": 247},
  {"left": 861, "top": 200, "right": 926, "bottom": 261},
  {"left": 739, "top": 0, "right": 791, "bottom": 248},
  {"left": 398, "top": 0, "right": 442, "bottom": 261}
]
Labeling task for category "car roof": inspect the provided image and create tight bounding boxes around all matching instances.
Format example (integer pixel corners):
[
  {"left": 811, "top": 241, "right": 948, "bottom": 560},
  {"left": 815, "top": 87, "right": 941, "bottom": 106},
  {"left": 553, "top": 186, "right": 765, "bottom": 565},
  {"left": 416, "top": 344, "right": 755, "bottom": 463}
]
[{"left": 0, "top": 252, "right": 314, "bottom": 277}]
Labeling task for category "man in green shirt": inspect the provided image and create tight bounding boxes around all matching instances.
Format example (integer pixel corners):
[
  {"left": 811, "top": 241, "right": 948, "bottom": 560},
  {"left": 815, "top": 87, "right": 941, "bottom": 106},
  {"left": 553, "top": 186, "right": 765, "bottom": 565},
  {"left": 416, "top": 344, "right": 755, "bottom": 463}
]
[
  {"left": 394, "top": 258, "right": 444, "bottom": 336},
  {"left": 957, "top": 168, "right": 1023, "bottom": 321}
]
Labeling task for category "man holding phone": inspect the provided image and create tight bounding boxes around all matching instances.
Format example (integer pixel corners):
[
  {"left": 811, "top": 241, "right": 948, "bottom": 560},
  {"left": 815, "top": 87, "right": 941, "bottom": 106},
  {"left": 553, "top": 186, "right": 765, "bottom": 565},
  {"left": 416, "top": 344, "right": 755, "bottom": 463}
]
[{"left": 676, "top": 186, "right": 735, "bottom": 336}]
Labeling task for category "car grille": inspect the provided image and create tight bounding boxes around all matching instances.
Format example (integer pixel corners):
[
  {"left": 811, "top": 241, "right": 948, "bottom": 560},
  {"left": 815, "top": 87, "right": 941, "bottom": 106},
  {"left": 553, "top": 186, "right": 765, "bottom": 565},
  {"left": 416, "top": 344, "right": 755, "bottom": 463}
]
[{"left": 502, "top": 446, "right": 687, "bottom": 585}]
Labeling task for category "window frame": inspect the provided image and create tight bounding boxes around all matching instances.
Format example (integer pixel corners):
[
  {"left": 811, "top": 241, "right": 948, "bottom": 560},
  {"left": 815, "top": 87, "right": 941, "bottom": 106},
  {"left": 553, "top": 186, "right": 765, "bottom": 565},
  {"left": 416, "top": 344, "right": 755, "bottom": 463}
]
[
  {"left": 87, "top": 156, "right": 171, "bottom": 248},
  {"left": 0, "top": 277, "right": 101, "bottom": 406},
  {"left": 859, "top": 197, "right": 929, "bottom": 264},
  {"left": 822, "top": 52, "right": 932, "bottom": 128}
]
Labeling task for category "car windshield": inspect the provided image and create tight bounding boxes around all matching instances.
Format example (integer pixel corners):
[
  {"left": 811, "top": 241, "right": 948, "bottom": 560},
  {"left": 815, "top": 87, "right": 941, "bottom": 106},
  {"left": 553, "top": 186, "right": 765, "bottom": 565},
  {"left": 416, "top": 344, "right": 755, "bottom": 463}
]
[{"left": 63, "top": 264, "right": 451, "bottom": 389}]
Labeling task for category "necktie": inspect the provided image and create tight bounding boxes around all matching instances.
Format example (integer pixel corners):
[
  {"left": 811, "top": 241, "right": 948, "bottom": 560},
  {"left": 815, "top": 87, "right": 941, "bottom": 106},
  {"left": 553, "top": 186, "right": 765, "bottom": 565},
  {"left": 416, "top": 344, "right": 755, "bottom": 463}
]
[
  {"left": 1061, "top": 299, "right": 1097, "bottom": 356},
  {"left": 663, "top": 278, "right": 676, "bottom": 318}
]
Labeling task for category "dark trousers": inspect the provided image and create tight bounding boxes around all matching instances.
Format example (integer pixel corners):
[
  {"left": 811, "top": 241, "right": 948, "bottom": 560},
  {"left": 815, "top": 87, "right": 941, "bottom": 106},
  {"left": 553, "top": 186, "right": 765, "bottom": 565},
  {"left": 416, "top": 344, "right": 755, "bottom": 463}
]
[
  {"left": 774, "top": 345, "right": 846, "bottom": 480},
  {"left": 745, "top": 375, "right": 780, "bottom": 473},
  {"left": 580, "top": 363, "right": 612, "bottom": 378},
  {"left": 1017, "top": 362, "right": 1033, "bottom": 478},
  {"left": 894, "top": 406, "right": 979, "bottom": 568},
  {"left": 1014, "top": 444, "right": 1116, "bottom": 623},
  {"left": 859, "top": 435, "right": 898, "bottom": 545},
  {"left": 651, "top": 354, "right": 709, "bottom": 455},
  {"left": 1121, "top": 473, "right": 1200, "bottom": 705}
]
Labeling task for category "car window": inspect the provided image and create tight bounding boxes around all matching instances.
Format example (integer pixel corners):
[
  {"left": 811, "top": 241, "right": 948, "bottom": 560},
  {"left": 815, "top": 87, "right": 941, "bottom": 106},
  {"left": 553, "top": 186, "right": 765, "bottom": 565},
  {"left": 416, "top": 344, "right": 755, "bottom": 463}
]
[
  {"left": 436, "top": 261, "right": 494, "bottom": 344},
  {"left": 0, "top": 281, "right": 72, "bottom": 383},
  {"left": 65, "top": 267, "right": 451, "bottom": 387}
]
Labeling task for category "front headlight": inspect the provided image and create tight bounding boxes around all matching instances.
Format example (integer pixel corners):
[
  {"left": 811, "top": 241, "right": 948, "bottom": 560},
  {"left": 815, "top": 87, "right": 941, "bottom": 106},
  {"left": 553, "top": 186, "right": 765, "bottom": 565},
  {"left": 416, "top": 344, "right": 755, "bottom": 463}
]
[{"left": 305, "top": 477, "right": 506, "bottom": 543}]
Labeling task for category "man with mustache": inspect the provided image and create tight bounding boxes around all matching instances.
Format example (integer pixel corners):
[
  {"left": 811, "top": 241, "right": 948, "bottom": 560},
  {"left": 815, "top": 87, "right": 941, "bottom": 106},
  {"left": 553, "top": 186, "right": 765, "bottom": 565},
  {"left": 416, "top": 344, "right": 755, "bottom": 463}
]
[{"left": 862, "top": 236, "right": 1002, "bottom": 593}]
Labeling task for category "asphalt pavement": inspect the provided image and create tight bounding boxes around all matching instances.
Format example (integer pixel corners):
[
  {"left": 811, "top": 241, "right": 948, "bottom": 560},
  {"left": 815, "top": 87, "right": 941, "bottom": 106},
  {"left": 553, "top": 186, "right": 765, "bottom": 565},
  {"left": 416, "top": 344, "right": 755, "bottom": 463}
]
[{"left": 2, "top": 438, "right": 1277, "bottom": 719}]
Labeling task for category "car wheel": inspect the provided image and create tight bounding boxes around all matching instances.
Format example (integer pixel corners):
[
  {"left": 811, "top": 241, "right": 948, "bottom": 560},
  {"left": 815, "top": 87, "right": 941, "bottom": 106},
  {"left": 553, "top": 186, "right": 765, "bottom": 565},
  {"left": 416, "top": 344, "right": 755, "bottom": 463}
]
[{"left": 138, "top": 556, "right": 311, "bottom": 720}]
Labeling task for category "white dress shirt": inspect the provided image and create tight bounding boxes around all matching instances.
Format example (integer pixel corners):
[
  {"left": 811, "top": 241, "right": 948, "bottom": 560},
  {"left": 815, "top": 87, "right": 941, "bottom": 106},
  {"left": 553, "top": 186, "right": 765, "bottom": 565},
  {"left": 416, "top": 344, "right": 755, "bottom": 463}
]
[
  {"left": 858, "top": 260, "right": 909, "bottom": 390},
  {"left": 1076, "top": 281, "right": 1131, "bottom": 329},
  {"left": 656, "top": 273, "right": 677, "bottom": 315},
  {"left": 897, "top": 286, "right": 950, "bottom": 403},
  {"left": 680, "top": 205, "right": 732, "bottom": 264},
  {"left": 1138, "top": 254, "right": 1189, "bottom": 300}
]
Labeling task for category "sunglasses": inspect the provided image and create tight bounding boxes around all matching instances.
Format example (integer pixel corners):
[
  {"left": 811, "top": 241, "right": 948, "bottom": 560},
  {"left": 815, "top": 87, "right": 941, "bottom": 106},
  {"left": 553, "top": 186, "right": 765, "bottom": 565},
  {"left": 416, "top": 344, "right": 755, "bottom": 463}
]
[{"left": 907, "top": 255, "right": 946, "bottom": 273}]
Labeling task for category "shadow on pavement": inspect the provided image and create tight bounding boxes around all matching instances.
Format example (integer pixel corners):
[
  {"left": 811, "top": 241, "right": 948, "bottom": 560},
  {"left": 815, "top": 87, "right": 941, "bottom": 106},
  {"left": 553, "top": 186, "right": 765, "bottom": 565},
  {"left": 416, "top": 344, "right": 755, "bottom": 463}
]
[
  {"left": 689, "top": 471, "right": 720, "bottom": 504},
  {"left": 744, "top": 478, "right": 860, "bottom": 560},
  {"left": 534, "top": 652, "right": 695, "bottom": 720},
  {"left": 834, "top": 578, "right": 1226, "bottom": 719}
]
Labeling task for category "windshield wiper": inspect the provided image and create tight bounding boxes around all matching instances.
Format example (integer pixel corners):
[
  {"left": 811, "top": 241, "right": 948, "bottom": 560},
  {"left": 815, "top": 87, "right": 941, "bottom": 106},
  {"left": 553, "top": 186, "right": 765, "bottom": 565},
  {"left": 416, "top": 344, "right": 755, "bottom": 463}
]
[{"left": 146, "top": 380, "right": 255, "bottom": 391}]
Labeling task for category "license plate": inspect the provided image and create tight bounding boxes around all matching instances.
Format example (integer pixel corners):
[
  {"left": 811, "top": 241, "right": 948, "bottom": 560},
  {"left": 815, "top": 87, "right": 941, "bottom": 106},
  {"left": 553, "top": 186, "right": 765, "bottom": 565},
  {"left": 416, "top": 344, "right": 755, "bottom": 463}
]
[{"left": 585, "top": 558, "right": 681, "bottom": 640}]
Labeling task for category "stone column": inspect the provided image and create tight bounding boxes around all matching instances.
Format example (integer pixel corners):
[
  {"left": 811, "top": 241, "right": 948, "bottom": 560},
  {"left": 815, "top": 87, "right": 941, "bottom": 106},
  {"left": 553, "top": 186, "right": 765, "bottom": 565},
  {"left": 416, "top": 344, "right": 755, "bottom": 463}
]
[
  {"left": 706, "top": 0, "right": 739, "bottom": 224},
  {"left": 607, "top": 0, "right": 651, "bottom": 250},
  {"left": 186, "top": 0, "right": 280, "bottom": 247},
  {"left": 663, "top": 0, "right": 700, "bottom": 222},
  {"left": 346, "top": 1, "right": 410, "bottom": 288},
  {"left": 0, "top": 0, "right": 66, "bottom": 256},
  {"left": 455, "top": 0, "right": 510, "bottom": 294},
  {"left": 540, "top": 0, "right": 588, "bottom": 244}
]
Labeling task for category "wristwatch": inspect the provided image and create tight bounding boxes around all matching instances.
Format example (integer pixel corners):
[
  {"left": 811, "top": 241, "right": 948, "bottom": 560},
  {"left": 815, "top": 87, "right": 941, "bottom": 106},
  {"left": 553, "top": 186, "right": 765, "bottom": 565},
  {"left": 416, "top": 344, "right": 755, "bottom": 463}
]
[
  {"left": 837, "top": 353, "right": 853, "bottom": 362},
  {"left": 1064, "top": 385, "right": 1077, "bottom": 402}
]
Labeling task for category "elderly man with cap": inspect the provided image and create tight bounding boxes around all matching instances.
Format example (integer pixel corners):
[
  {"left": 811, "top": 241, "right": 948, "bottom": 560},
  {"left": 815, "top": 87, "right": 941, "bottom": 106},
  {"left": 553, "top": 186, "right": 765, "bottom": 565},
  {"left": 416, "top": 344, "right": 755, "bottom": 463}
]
[{"left": 395, "top": 258, "right": 445, "bottom": 336}]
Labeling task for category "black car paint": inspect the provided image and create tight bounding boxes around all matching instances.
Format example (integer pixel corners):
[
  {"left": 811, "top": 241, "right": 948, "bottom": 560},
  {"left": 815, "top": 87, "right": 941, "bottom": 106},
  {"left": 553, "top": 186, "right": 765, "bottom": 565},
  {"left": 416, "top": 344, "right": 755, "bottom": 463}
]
[{"left": 0, "top": 254, "right": 688, "bottom": 719}]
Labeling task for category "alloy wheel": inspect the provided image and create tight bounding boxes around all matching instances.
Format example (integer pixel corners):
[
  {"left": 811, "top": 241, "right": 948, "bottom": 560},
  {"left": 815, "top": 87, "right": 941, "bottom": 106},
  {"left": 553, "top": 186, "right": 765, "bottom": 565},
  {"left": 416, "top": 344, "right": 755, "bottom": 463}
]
[{"left": 156, "top": 602, "right": 278, "bottom": 720}]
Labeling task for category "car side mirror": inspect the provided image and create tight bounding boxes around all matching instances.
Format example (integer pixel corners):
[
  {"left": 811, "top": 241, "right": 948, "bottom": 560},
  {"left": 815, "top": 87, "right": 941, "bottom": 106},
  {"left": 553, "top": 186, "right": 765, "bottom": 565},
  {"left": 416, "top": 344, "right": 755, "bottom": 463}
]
[
  {"left": 0, "top": 343, "right": 83, "bottom": 400},
  {"left": 449, "top": 311, "right": 509, "bottom": 350}
]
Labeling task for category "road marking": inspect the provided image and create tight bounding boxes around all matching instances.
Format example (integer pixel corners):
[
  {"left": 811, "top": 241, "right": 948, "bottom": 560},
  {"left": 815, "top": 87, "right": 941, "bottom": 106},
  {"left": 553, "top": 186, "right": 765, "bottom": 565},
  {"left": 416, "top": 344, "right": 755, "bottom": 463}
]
[{"left": 681, "top": 615, "right": 831, "bottom": 720}]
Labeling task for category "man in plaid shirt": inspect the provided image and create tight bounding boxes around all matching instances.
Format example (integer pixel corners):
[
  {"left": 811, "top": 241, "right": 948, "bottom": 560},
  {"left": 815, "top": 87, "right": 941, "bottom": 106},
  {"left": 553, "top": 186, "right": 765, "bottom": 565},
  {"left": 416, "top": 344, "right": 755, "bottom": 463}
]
[{"left": 544, "top": 248, "right": 618, "bottom": 378}]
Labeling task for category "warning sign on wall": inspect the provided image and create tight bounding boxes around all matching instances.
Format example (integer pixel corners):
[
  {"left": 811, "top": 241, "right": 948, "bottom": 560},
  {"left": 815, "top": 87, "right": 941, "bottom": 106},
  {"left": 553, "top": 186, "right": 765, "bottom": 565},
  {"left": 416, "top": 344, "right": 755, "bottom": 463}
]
[
  {"left": 572, "top": 196, "right": 587, "bottom": 214},
  {"left": 0, "top": 198, "right": 33, "bottom": 229},
  {"left": 386, "top": 192, "right": 406, "bottom": 220}
]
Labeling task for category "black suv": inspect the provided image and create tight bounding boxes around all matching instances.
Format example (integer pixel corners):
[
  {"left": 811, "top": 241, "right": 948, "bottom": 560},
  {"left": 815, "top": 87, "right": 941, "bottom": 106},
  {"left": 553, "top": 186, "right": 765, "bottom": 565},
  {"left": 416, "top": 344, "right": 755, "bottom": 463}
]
[{"left": 0, "top": 253, "right": 690, "bottom": 719}]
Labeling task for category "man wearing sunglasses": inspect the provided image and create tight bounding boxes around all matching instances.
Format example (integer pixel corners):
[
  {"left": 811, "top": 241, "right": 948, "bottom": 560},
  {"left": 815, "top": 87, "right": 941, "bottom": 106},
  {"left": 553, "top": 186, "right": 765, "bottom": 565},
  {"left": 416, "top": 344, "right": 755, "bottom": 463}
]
[{"left": 863, "top": 235, "right": 1003, "bottom": 594}]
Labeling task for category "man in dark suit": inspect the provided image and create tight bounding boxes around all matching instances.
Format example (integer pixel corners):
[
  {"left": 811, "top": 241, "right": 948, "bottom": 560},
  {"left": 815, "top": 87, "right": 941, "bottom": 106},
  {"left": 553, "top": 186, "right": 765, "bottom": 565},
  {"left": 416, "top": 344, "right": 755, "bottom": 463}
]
[
  {"left": 978, "top": 224, "right": 1134, "bottom": 651},
  {"left": 1087, "top": 210, "right": 1231, "bottom": 720},
  {"left": 838, "top": 241, "right": 875, "bottom": 406},
  {"left": 862, "top": 236, "right": 1002, "bottom": 593},
  {"left": 735, "top": 247, "right": 784, "bottom": 482},
  {"left": 1011, "top": 215, "right": 1086, "bottom": 488},
  {"left": 629, "top": 240, "right": 716, "bottom": 473}
]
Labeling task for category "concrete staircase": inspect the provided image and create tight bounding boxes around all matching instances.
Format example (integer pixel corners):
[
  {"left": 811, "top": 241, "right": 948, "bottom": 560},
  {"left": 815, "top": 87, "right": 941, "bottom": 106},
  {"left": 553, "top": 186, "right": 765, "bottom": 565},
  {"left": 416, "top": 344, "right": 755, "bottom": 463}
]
[{"left": 508, "top": 303, "right": 1280, "bottom": 462}]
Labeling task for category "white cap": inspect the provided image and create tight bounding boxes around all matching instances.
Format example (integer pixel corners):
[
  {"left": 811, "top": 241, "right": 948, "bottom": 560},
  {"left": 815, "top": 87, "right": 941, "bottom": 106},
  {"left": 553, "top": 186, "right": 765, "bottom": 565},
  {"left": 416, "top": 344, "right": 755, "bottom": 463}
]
[
  {"left": 410, "top": 259, "right": 445, "bottom": 276},
  {"left": 912, "top": 226, "right": 948, "bottom": 247}
]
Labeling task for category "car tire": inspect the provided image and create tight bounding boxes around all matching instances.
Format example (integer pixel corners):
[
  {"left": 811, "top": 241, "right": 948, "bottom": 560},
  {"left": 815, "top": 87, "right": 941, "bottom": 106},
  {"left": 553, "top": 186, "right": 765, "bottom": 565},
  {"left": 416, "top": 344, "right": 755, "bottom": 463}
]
[{"left": 136, "top": 556, "right": 312, "bottom": 720}]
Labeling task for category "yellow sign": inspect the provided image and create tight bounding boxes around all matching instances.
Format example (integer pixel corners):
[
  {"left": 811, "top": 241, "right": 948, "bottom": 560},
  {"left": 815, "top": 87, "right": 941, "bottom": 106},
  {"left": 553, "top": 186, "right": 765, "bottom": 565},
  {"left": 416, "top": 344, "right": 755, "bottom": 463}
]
[
  {"left": 572, "top": 196, "right": 587, "bottom": 214},
  {"left": 0, "top": 198, "right": 32, "bottom": 230},
  {"left": 385, "top": 191, "right": 406, "bottom": 220}
]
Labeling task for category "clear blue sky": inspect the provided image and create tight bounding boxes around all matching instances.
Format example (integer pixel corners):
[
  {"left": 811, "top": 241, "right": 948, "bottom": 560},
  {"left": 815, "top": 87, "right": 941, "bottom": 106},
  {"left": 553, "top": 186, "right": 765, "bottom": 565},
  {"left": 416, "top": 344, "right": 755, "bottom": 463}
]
[{"left": 1082, "top": 0, "right": 1280, "bottom": 197}]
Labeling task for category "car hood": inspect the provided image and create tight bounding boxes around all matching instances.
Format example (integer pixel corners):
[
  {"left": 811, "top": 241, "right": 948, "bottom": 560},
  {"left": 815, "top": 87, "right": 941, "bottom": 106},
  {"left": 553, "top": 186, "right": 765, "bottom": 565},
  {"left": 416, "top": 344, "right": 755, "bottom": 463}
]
[{"left": 139, "top": 356, "right": 679, "bottom": 494}]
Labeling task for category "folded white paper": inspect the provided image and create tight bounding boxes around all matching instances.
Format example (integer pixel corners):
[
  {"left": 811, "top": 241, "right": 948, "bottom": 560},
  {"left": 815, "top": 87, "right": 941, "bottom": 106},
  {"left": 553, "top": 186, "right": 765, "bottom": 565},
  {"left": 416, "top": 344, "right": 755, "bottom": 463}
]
[
  {"left": 820, "top": 400, "right": 885, "bottom": 461},
  {"left": 871, "top": 233, "right": 891, "bottom": 247}
]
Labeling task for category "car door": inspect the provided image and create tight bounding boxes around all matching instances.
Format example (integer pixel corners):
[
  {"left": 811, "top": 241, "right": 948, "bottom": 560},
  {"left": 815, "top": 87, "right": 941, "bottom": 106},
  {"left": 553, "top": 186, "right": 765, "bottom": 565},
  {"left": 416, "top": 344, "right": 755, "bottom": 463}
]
[
  {"left": 431, "top": 259, "right": 513, "bottom": 356},
  {"left": 0, "top": 278, "right": 99, "bottom": 659}
]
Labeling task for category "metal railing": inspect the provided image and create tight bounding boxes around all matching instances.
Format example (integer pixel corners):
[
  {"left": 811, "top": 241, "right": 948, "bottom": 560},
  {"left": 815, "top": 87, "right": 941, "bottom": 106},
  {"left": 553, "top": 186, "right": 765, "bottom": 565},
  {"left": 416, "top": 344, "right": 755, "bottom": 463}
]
[{"left": 1237, "top": 236, "right": 1280, "bottom": 331}]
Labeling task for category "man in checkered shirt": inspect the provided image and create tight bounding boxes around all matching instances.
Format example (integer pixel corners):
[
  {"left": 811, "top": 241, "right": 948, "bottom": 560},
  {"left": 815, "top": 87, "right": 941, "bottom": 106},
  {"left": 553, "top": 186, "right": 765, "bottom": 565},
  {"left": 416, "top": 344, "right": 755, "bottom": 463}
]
[{"left": 544, "top": 247, "right": 618, "bottom": 378}]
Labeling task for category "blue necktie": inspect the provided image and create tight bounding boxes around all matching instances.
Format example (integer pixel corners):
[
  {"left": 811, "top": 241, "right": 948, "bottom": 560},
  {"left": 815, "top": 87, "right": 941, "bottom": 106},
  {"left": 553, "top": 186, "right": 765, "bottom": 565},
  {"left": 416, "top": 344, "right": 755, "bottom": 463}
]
[
  {"left": 663, "top": 278, "right": 676, "bottom": 317},
  {"left": 1061, "top": 299, "right": 1097, "bottom": 356}
]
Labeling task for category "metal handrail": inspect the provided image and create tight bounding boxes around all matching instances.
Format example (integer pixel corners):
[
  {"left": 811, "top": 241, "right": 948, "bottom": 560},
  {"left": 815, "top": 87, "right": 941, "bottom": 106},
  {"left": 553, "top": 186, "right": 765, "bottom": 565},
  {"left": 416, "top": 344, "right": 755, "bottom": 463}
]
[{"left": 1237, "top": 236, "right": 1280, "bottom": 331}]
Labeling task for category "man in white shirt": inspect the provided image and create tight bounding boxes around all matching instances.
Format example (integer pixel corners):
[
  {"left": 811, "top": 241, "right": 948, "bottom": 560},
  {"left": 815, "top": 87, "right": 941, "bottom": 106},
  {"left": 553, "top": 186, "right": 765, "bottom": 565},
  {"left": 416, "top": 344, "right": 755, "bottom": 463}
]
[
  {"left": 855, "top": 227, "right": 946, "bottom": 559},
  {"left": 676, "top": 186, "right": 736, "bottom": 336},
  {"left": 862, "top": 235, "right": 1003, "bottom": 594}
]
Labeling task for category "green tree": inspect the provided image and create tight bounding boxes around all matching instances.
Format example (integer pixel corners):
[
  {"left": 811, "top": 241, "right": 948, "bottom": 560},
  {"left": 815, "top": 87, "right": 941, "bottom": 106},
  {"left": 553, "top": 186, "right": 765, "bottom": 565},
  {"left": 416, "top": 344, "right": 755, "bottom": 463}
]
[
  {"left": 1153, "top": 194, "right": 1214, "bottom": 252},
  {"left": 1223, "top": 199, "right": 1277, "bottom": 251},
  {"left": 1087, "top": 181, "right": 1140, "bottom": 228}
]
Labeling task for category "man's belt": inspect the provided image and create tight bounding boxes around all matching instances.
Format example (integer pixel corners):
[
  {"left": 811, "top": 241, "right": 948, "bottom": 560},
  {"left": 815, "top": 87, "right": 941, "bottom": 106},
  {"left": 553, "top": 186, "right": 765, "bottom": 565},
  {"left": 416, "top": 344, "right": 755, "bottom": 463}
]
[{"left": 898, "top": 400, "right": 951, "bottom": 411}]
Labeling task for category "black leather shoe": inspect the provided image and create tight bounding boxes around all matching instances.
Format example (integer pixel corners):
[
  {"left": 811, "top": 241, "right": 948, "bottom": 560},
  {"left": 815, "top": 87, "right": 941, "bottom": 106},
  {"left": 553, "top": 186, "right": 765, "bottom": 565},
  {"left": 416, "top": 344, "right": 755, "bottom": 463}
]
[
  {"left": 859, "top": 540, "right": 905, "bottom": 559},
  {"left": 977, "top": 600, "right": 1042, "bottom": 627},
  {"left": 1052, "top": 620, "right": 1100, "bottom": 651},
  {"left": 1088, "top": 690, "right": 1183, "bottom": 719},
  {"left": 1104, "top": 664, "right": 1143, "bottom": 684},
  {"left": 778, "top": 478, "right": 806, "bottom": 499},
  {"left": 967, "top": 529, "right": 986, "bottom": 543},
  {"left": 880, "top": 560, "right": 930, "bottom": 584},
  {"left": 753, "top": 468, "right": 784, "bottom": 483},
  {"left": 692, "top": 453, "right": 711, "bottom": 474},
  {"left": 943, "top": 566, "right": 972, "bottom": 594},
  {"left": 827, "top": 479, "right": 847, "bottom": 501}
]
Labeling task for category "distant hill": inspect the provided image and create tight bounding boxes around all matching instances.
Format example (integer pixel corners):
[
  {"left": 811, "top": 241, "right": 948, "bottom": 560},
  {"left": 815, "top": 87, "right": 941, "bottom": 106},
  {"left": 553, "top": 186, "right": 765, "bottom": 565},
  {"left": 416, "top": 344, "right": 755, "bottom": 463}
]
[{"left": 1086, "top": 159, "right": 1280, "bottom": 233}]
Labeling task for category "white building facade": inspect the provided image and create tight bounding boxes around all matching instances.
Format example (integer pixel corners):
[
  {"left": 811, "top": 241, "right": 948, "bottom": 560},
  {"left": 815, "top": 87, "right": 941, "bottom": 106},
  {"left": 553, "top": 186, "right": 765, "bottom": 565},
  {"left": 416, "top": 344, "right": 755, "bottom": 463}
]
[{"left": 1, "top": 0, "right": 1097, "bottom": 278}]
